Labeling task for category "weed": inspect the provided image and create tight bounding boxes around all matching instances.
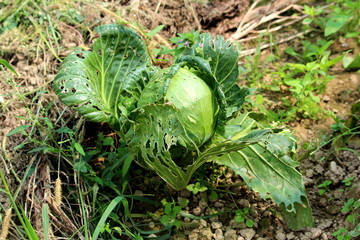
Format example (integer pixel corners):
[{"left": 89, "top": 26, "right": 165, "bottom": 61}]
[
  {"left": 303, "top": 0, "right": 360, "bottom": 38},
  {"left": 274, "top": 39, "right": 343, "bottom": 120},
  {"left": 235, "top": 208, "right": 254, "bottom": 228},
  {"left": 333, "top": 197, "right": 360, "bottom": 239},
  {"left": 160, "top": 200, "right": 182, "bottom": 229},
  {"left": 318, "top": 180, "right": 332, "bottom": 196},
  {"left": 186, "top": 182, "right": 208, "bottom": 195}
]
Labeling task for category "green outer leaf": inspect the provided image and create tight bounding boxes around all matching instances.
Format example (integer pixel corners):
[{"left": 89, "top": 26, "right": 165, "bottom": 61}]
[
  {"left": 129, "top": 104, "right": 197, "bottom": 190},
  {"left": 53, "top": 24, "right": 152, "bottom": 128},
  {"left": 212, "top": 143, "right": 313, "bottom": 230},
  {"left": 137, "top": 64, "right": 180, "bottom": 108}
]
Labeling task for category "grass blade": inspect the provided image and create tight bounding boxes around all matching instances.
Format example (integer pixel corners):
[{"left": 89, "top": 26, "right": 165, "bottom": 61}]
[
  {"left": 91, "top": 196, "right": 125, "bottom": 240},
  {"left": 42, "top": 204, "right": 50, "bottom": 240}
]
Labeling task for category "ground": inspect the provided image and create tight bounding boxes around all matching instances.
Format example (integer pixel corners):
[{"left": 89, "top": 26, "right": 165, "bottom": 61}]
[{"left": 0, "top": 0, "right": 359, "bottom": 239}]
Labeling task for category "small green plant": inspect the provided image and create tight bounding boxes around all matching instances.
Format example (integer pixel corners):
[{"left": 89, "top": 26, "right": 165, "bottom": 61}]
[
  {"left": 318, "top": 180, "right": 332, "bottom": 195},
  {"left": 160, "top": 200, "right": 182, "bottom": 229},
  {"left": 342, "top": 177, "right": 355, "bottom": 187},
  {"left": 303, "top": 0, "right": 360, "bottom": 38},
  {"left": 186, "top": 182, "right": 208, "bottom": 195},
  {"left": 332, "top": 197, "right": 360, "bottom": 239},
  {"left": 275, "top": 39, "right": 343, "bottom": 120},
  {"left": 234, "top": 208, "right": 254, "bottom": 228}
]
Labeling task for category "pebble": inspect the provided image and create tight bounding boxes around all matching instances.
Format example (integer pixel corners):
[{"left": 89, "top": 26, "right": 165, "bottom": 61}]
[
  {"left": 239, "top": 228, "right": 256, "bottom": 240},
  {"left": 238, "top": 199, "right": 251, "bottom": 208},
  {"left": 309, "top": 228, "right": 322, "bottom": 239},
  {"left": 321, "top": 233, "right": 328, "bottom": 240},
  {"left": 314, "top": 165, "right": 324, "bottom": 173},
  {"left": 322, "top": 95, "right": 330, "bottom": 102},
  {"left": 211, "top": 221, "right": 223, "bottom": 229},
  {"left": 200, "top": 218, "right": 207, "bottom": 227},
  {"left": 300, "top": 233, "right": 311, "bottom": 240},
  {"left": 319, "top": 197, "right": 328, "bottom": 207},
  {"left": 275, "top": 231, "right": 286, "bottom": 240},
  {"left": 286, "top": 232, "right": 295, "bottom": 239},
  {"left": 214, "top": 229, "right": 224, "bottom": 240},
  {"left": 192, "top": 207, "right": 201, "bottom": 216},
  {"left": 224, "top": 229, "right": 237, "bottom": 240},
  {"left": 305, "top": 169, "right": 314, "bottom": 178},
  {"left": 214, "top": 201, "right": 225, "bottom": 208},
  {"left": 148, "top": 222, "right": 155, "bottom": 229},
  {"left": 201, "top": 228, "right": 213, "bottom": 239}
]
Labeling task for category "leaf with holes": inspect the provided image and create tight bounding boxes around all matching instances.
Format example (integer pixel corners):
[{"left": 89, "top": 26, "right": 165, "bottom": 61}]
[{"left": 53, "top": 24, "right": 152, "bottom": 128}]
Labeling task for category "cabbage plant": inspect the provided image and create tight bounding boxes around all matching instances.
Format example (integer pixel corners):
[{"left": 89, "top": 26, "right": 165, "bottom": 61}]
[{"left": 53, "top": 24, "right": 313, "bottom": 230}]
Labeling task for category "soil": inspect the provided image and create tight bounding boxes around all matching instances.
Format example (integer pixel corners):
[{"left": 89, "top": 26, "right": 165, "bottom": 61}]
[{"left": 0, "top": 0, "right": 359, "bottom": 240}]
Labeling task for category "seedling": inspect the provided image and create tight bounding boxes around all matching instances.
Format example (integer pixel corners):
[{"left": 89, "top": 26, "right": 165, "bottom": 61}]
[
  {"left": 318, "top": 180, "right": 332, "bottom": 196},
  {"left": 186, "top": 182, "right": 208, "bottom": 195},
  {"left": 160, "top": 200, "right": 182, "bottom": 229},
  {"left": 342, "top": 177, "right": 355, "bottom": 187},
  {"left": 235, "top": 208, "right": 254, "bottom": 228}
]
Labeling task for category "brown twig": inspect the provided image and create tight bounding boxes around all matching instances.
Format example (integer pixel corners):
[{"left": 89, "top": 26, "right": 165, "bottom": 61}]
[{"left": 239, "top": 30, "right": 311, "bottom": 57}]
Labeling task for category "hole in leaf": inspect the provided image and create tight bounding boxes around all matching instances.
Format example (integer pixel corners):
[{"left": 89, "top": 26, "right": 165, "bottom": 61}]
[
  {"left": 71, "top": 88, "right": 77, "bottom": 93},
  {"left": 76, "top": 52, "right": 85, "bottom": 59},
  {"left": 93, "top": 105, "right": 101, "bottom": 111}
]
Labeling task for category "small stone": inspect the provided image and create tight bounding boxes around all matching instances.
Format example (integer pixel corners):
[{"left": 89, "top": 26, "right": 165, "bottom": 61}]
[
  {"left": 321, "top": 233, "right": 328, "bottom": 240},
  {"left": 189, "top": 232, "right": 199, "bottom": 240},
  {"left": 211, "top": 221, "right": 223, "bottom": 229},
  {"left": 330, "top": 161, "right": 343, "bottom": 176},
  {"left": 214, "top": 229, "right": 224, "bottom": 240},
  {"left": 322, "top": 95, "right": 330, "bottom": 102},
  {"left": 148, "top": 222, "right": 155, "bottom": 229},
  {"left": 286, "top": 232, "right": 295, "bottom": 239},
  {"left": 275, "top": 231, "right": 286, "bottom": 240},
  {"left": 237, "top": 237, "right": 245, "bottom": 240},
  {"left": 200, "top": 219, "right": 207, "bottom": 227},
  {"left": 239, "top": 228, "right": 256, "bottom": 240},
  {"left": 238, "top": 199, "right": 251, "bottom": 208},
  {"left": 314, "top": 165, "right": 324, "bottom": 173},
  {"left": 300, "top": 233, "right": 311, "bottom": 240},
  {"left": 193, "top": 207, "right": 202, "bottom": 216},
  {"left": 214, "top": 201, "right": 225, "bottom": 208},
  {"left": 200, "top": 227, "right": 213, "bottom": 239},
  {"left": 319, "top": 198, "right": 328, "bottom": 207},
  {"left": 326, "top": 205, "right": 341, "bottom": 215},
  {"left": 310, "top": 228, "right": 322, "bottom": 239},
  {"left": 224, "top": 229, "right": 237, "bottom": 240},
  {"left": 306, "top": 169, "right": 314, "bottom": 178}
]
